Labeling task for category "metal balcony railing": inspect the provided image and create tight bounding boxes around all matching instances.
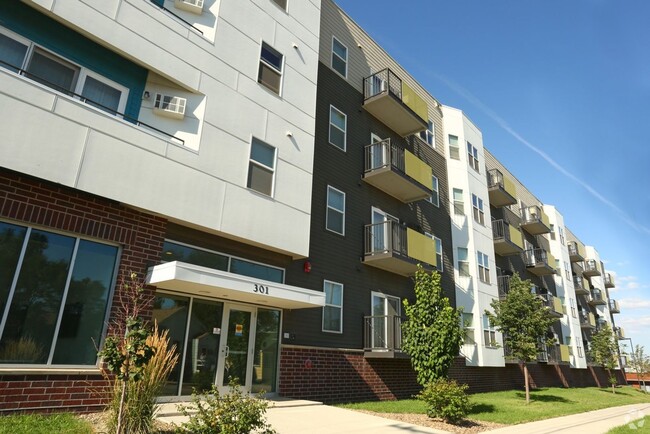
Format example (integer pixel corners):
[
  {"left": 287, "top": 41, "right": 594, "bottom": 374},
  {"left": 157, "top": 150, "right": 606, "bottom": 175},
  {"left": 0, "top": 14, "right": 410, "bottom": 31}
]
[
  {"left": 364, "top": 68, "right": 403, "bottom": 102},
  {"left": 523, "top": 248, "right": 550, "bottom": 267},
  {"left": 584, "top": 259, "right": 600, "bottom": 275},
  {"left": 497, "top": 275, "right": 511, "bottom": 299},
  {"left": 363, "top": 315, "right": 404, "bottom": 352},
  {"left": 590, "top": 289, "right": 605, "bottom": 305},
  {"left": 568, "top": 241, "right": 584, "bottom": 261},
  {"left": 0, "top": 59, "right": 184, "bottom": 145},
  {"left": 364, "top": 139, "right": 405, "bottom": 174},
  {"left": 364, "top": 221, "right": 409, "bottom": 258}
]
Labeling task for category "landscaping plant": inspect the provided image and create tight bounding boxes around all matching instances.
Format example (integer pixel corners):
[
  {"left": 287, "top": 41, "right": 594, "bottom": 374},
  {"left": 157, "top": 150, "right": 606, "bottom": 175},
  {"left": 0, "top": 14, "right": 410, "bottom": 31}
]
[
  {"left": 418, "top": 378, "right": 470, "bottom": 424},
  {"left": 590, "top": 323, "right": 619, "bottom": 394}
]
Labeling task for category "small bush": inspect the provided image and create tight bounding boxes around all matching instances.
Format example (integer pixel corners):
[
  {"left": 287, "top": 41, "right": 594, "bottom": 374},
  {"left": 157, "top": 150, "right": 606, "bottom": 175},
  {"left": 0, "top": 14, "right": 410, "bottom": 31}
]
[
  {"left": 418, "top": 378, "right": 470, "bottom": 424},
  {"left": 177, "top": 383, "right": 276, "bottom": 434}
]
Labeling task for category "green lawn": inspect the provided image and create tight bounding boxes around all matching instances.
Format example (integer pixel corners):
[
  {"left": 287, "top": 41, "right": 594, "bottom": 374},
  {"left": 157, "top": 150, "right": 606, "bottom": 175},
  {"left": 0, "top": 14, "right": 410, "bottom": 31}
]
[
  {"left": 339, "top": 387, "right": 650, "bottom": 425},
  {"left": 0, "top": 413, "right": 94, "bottom": 434},
  {"left": 607, "top": 415, "right": 650, "bottom": 433}
]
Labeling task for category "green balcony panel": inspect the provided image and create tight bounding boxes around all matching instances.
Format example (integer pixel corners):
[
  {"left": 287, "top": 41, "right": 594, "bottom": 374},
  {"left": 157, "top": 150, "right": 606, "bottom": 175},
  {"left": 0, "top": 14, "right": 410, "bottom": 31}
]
[
  {"left": 404, "top": 149, "right": 433, "bottom": 190},
  {"left": 560, "top": 344, "right": 571, "bottom": 362},
  {"left": 401, "top": 82, "right": 429, "bottom": 124},
  {"left": 509, "top": 225, "right": 524, "bottom": 250}
]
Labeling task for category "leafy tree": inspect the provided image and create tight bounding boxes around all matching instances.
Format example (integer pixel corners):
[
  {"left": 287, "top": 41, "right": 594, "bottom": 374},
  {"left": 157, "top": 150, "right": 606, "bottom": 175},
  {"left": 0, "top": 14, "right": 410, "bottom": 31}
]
[
  {"left": 590, "top": 323, "right": 619, "bottom": 394},
  {"left": 401, "top": 266, "right": 464, "bottom": 386},
  {"left": 486, "top": 273, "right": 556, "bottom": 404},
  {"left": 626, "top": 345, "right": 649, "bottom": 393}
]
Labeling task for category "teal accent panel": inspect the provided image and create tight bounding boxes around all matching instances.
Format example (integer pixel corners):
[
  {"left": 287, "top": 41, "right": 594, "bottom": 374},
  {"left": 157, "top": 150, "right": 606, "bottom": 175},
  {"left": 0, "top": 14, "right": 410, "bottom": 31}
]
[
  {"left": 0, "top": 2, "right": 147, "bottom": 120},
  {"left": 150, "top": 0, "right": 165, "bottom": 7}
]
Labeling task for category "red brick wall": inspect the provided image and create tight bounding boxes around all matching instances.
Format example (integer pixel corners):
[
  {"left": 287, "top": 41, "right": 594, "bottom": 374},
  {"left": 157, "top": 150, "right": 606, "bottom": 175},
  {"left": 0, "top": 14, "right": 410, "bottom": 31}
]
[
  {"left": 279, "top": 346, "right": 627, "bottom": 403},
  {"left": 0, "top": 170, "right": 167, "bottom": 413}
]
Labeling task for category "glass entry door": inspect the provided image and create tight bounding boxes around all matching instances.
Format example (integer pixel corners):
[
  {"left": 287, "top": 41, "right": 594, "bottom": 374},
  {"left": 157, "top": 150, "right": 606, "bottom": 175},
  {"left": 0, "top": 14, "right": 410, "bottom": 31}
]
[{"left": 217, "top": 305, "right": 255, "bottom": 391}]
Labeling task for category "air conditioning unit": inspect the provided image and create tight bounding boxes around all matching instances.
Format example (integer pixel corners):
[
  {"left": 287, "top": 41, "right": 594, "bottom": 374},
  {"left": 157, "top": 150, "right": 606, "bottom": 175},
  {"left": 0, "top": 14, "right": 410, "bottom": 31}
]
[
  {"left": 153, "top": 94, "right": 187, "bottom": 120},
  {"left": 174, "top": 0, "right": 204, "bottom": 15}
]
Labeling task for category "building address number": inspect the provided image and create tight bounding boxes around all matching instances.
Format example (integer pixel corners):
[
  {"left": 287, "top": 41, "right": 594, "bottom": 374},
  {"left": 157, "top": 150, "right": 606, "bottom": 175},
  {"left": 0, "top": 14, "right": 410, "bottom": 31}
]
[{"left": 253, "top": 284, "right": 269, "bottom": 295}]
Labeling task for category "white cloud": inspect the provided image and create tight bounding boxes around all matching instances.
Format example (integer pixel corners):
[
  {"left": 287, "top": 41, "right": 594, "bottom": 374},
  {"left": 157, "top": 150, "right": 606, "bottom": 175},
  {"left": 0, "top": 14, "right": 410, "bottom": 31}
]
[{"left": 619, "top": 298, "right": 650, "bottom": 309}]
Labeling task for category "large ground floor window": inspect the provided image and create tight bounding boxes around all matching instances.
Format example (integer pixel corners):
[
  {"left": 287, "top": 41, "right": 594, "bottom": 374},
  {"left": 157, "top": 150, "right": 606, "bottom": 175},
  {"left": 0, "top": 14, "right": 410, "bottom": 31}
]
[
  {"left": 0, "top": 221, "right": 118, "bottom": 366},
  {"left": 153, "top": 293, "right": 281, "bottom": 396}
]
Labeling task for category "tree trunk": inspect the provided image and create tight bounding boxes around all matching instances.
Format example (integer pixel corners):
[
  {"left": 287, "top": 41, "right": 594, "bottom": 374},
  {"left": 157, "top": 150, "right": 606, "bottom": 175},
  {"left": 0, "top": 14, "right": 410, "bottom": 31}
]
[
  {"left": 117, "top": 380, "right": 126, "bottom": 434},
  {"left": 524, "top": 363, "right": 530, "bottom": 404}
]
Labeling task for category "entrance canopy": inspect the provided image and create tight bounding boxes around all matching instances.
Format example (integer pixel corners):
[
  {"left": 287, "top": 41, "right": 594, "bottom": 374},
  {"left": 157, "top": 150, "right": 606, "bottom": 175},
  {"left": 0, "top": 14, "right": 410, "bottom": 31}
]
[{"left": 147, "top": 261, "right": 325, "bottom": 309}]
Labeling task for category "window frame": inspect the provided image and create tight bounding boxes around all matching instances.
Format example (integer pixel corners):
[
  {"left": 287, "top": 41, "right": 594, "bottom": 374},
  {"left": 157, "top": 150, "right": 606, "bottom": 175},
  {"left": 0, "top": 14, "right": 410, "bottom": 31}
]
[
  {"left": 457, "top": 247, "right": 470, "bottom": 277},
  {"left": 471, "top": 193, "right": 485, "bottom": 225},
  {"left": 331, "top": 36, "right": 348, "bottom": 79},
  {"left": 448, "top": 134, "right": 460, "bottom": 160},
  {"left": 328, "top": 104, "right": 347, "bottom": 151},
  {"left": 477, "top": 251, "right": 490, "bottom": 283},
  {"left": 428, "top": 175, "right": 439, "bottom": 207},
  {"left": 467, "top": 142, "right": 480, "bottom": 172},
  {"left": 461, "top": 312, "right": 475, "bottom": 345},
  {"left": 425, "top": 232, "right": 443, "bottom": 272},
  {"left": 322, "top": 280, "right": 343, "bottom": 334},
  {"left": 482, "top": 314, "right": 497, "bottom": 347},
  {"left": 419, "top": 120, "right": 435, "bottom": 148},
  {"left": 325, "top": 185, "right": 346, "bottom": 235},
  {"left": 247, "top": 137, "right": 277, "bottom": 197},
  {"left": 258, "top": 41, "right": 284, "bottom": 95}
]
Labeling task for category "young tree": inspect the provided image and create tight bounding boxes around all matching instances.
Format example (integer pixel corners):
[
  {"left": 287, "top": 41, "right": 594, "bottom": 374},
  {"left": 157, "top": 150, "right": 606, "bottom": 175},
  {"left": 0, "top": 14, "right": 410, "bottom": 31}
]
[
  {"left": 628, "top": 345, "right": 650, "bottom": 392},
  {"left": 486, "top": 273, "right": 556, "bottom": 404},
  {"left": 590, "top": 323, "right": 619, "bottom": 394},
  {"left": 401, "top": 266, "right": 464, "bottom": 385}
]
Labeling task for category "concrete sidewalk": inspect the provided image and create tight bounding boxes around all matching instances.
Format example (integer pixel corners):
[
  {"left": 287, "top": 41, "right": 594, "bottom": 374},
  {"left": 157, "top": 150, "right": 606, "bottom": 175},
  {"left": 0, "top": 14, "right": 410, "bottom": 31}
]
[
  {"left": 485, "top": 403, "right": 650, "bottom": 434},
  {"left": 156, "top": 399, "right": 650, "bottom": 434}
]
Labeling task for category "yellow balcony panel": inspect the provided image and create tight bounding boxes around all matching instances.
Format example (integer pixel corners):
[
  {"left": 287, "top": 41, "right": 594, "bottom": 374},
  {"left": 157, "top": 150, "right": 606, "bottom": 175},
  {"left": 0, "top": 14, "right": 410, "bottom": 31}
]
[
  {"left": 552, "top": 296, "right": 564, "bottom": 318},
  {"left": 573, "top": 276, "right": 590, "bottom": 295},
  {"left": 487, "top": 169, "right": 517, "bottom": 207},
  {"left": 580, "top": 312, "right": 596, "bottom": 329},
  {"left": 492, "top": 220, "right": 523, "bottom": 256},
  {"left": 568, "top": 240, "right": 585, "bottom": 262},
  {"left": 560, "top": 345, "right": 571, "bottom": 363},
  {"left": 363, "top": 222, "right": 435, "bottom": 276},
  {"left": 583, "top": 259, "right": 601, "bottom": 277},
  {"left": 589, "top": 312, "right": 596, "bottom": 327},
  {"left": 520, "top": 205, "right": 552, "bottom": 235},
  {"left": 589, "top": 289, "right": 606, "bottom": 306},
  {"left": 610, "top": 299, "right": 620, "bottom": 313},
  {"left": 363, "top": 139, "right": 432, "bottom": 203},
  {"left": 604, "top": 273, "right": 615, "bottom": 288},
  {"left": 363, "top": 69, "right": 428, "bottom": 136}
]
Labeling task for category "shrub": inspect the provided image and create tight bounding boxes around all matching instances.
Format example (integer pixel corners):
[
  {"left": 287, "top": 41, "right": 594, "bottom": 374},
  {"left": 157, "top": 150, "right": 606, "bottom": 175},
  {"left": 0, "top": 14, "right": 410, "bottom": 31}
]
[
  {"left": 418, "top": 378, "right": 470, "bottom": 424},
  {"left": 177, "top": 383, "right": 276, "bottom": 434},
  {"left": 107, "top": 322, "right": 179, "bottom": 434}
]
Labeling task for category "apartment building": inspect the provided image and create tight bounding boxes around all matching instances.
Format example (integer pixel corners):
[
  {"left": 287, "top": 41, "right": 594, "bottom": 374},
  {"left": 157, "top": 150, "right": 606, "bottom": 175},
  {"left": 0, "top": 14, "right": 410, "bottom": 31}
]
[{"left": 0, "top": 0, "right": 324, "bottom": 412}]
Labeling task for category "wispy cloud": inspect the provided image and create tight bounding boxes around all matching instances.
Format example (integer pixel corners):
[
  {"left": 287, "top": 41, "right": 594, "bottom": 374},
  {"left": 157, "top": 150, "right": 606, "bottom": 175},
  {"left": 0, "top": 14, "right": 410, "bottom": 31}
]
[
  {"left": 434, "top": 74, "right": 650, "bottom": 237},
  {"left": 619, "top": 298, "right": 650, "bottom": 309}
]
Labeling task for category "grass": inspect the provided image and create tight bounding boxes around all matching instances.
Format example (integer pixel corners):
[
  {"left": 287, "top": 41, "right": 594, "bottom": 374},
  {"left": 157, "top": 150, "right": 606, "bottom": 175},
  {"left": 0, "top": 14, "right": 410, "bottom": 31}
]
[
  {"left": 607, "top": 415, "right": 650, "bottom": 433},
  {"left": 338, "top": 387, "right": 650, "bottom": 425},
  {"left": 0, "top": 413, "right": 94, "bottom": 434}
]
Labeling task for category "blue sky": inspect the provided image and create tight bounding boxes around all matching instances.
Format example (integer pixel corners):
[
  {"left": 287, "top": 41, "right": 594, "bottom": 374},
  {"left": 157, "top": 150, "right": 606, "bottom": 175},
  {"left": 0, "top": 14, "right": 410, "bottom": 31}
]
[{"left": 334, "top": 0, "right": 650, "bottom": 357}]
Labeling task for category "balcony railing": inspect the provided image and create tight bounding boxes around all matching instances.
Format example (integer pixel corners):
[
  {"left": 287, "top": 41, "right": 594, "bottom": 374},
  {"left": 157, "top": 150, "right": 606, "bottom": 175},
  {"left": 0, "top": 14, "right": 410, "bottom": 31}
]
[
  {"left": 589, "top": 289, "right": 606, "bottom": 306},
  {"left": 363, "top": 221, "right": 436, "bottom": 276},
  {"left": 583, "top": 259, "right": 601, "bottom": 277},
  {"left": 609, "top": 299, "right": 620, "bottom": 313},
  {"left": 573, "top": 275, "right": 590, "bottom": 295},
  {"left": 362, "top": 68, "right": 428, "bottom": 136},
  {"left": 492, "top": 220, "right": 524, "bottom": 256},
  {"left": 580, "top": 312, "right": 596, "bottom": 329},
  {"left": 487, "top": 169, "right": 517, "bottom": 207},
  {"left": 615, "top": 327, "right": 625, "bottom": 340},
  {"left": 363, "top": 315, "right": 406, "bottom": 358},
  {"left": 540, "top": 293, "right": 564, "bottom": 318},
  {"left": 0, "top": 59, "right": 184, "bottom": 146},
  {"left": 520, "top": 205, "right": 551, "bottom": 235},
  {"left": 567, "top": 241, "right": 585, "bottom": 262},
  {"left": 363, "top": 139, "right": 433, "bottom": 203},
  {"left": 497, "top": 275, "right": 511, "bottom": 299},
  {"left": 522, "top": 248, "right": 556, "bottom": 276},
  {"left": 604, "top": 273, "right": 615, "bottom": 288}
]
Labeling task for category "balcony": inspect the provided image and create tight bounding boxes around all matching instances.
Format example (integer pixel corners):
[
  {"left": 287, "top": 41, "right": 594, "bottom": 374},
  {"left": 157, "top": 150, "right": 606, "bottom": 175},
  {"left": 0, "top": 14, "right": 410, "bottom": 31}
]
[
  {"left": 363, "top": 139, "right": 433, "bottom": 203},
  {"left": 363, "top": 69, "right": 428, "bottom": 136},
  {"left": 610, "top": 299, "right": 620, "bottom": 314},
  {"left": 573, "top": 275, "right": 590, "bottom": 295},
  {"left": 497, "top": 275, "right": 511, "bottom": 299},
  {"left": 616, "top": 327, "right": 625, "bottom": 340},
  {"left": 540, "top": 293, "right": 564, "bottom": 318},
  {"left": 580, "top": 312, "right": 596, "bottom": 329},
  {"left": 520, "top": 205, "right": 552, "bottom": 235},
  {"left": 604, "top": 273, "right": 615, "bottom": 288},
  {"left": 487, "top": 169, "right": 518, "bottom": 207},
  {"left": 522, "top": 248, "right": 556, "bottom": 276},
  {"left": 559, "top": 344, "right": 571, "bottom": 363},
  {"left": 363, "top": 315, "right": 407, "bottom": 358},
  {"left": 492, "top": 220, "right": 524, "bottom": 256},
  {"left": 583, "top": 259, "right": 601, "bottom": 277},
  {"left": 363, "top": 221, "right": 436, "bottom": 276},
  {"left": 589, "top": 289, "right": 606, "bottom": 306},
  {"left": 568, "top": 241, "right": 585, "bottom": 262}
]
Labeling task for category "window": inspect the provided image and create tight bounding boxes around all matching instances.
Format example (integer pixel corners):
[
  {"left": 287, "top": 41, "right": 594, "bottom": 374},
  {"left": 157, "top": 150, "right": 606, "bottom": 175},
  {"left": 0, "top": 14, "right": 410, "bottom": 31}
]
[
  {"left": 457, "top": 247, "right": 470, "bottom": 277},
  {"left": 472, "top": 194, "right": 485, "bottom": 225},
  {"left": 258, "top": 41, "right": 283, "bottom": 94},
  {"left": 564, "top": 261, "right": 571, "bottom": 280},
  {"left": 453, "top": 188, "right": 464, "bottom": 215},
  {"left": 467, "top": 142, "right": 480, "bottom": 172},
  {"left": 331, "top": 37, "right": 347, "bottom": 78},
  {"left": 550, "top": 224, "right": 556, "bottom": 240},
  {"left": 326, "top": 186, "right": 345, "bottom": 235},
  {"left": 570, "top": 298, "right": 577, "bottom": 318},
  {"left": 328, "top": 105, "right": 347, "bottom": 151},
  {"left": 449, "top": 135, "right": 460, "bottom": 160},
  {"left": 0, "top": 27, "right": 128, "bottom": 115},
  {"left": 323, "top": 280, "right": 343, "bottom": 333},
  {"left": 371, "top": 292, "right": 401, "bottom": 349},
  {"left": 477, "top": 251, "right": 490, "bottom": 283},
  {"left": 271, "top": 0, "right": 287, "bottom": 10},
  {"left": 419, "top": 120, "right": 435, "bottom": 148},
  {"left": 426, "top": 233, "right": 443, "bottom": 272},
  {"left": 559, "top": 226, "right": 565, "bottom": 245},
  {"left": 461, "top": 313, "right": 475, "bottom": 344},
  {"left": 482, "top": 315, "right": 497, "bottom": 347},
  {"left": 428, "top": 175, "right": 439, "bottom": 206},
  {"left": 247, "top": 138, "right": 276, "bottom": 196},
  {"left": 0, "top": 221, "right": 119, "bottom": 366}
]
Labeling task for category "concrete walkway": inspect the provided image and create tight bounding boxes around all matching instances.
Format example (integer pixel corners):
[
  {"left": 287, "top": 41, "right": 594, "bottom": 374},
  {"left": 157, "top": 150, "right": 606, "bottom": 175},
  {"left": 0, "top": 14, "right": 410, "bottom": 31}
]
[{"left": 156, "top": 399, "right": 650, "bottom": 434}]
